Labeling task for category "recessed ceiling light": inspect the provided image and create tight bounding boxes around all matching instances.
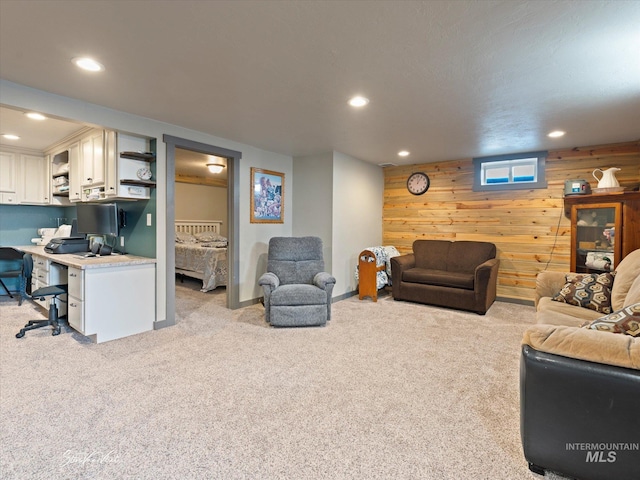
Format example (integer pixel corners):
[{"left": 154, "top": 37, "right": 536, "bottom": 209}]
[
  {"left": 72, "top": 57, "right": 105, "bottom": 72},
  {"left": 548, "top": 130, "right": 566, "bottom": 138},
  {"left": 1, "top": 134, "right": 20, "bottom": 140},
  {"left": 348, "top": 96, "right": 369, "bottom": 107},
  {"left": 25, "top": 112, "right": 46, "bottom": 121},
  {"left": 398, "top": 150, "right": 410, "bottom": 157}
]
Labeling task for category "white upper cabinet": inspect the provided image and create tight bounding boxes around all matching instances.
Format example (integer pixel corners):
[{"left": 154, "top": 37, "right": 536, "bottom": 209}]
[
  {"left": 19, "top": 154, "right": 50, "bottom": 205},
  {"left": 0, "top": 151, "right": 18, "bottom": 204},
  {"left": 68, "top": 142, "right": 82, "bottom": 202},
  {"left": 1, "top": 128, "right": 154, "bottom": 206},
  {"left": 80, "top": 129, "right": 105, "bottom": 188}
]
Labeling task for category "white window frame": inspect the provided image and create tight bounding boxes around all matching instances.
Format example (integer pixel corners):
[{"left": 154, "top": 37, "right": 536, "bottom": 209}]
[{"left": 473, "top": 151, "right": 547, "bottom": 192}]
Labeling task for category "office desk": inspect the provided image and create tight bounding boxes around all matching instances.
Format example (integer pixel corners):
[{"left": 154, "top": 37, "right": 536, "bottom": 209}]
[{"left": 18, "top": 246, "right": 156, "bottom": 343}]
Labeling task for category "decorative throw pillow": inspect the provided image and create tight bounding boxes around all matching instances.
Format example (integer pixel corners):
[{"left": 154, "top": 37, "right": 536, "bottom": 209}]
[
  {"left": 552, "top": 272, "right": 615, "bottom": 314},
  {"left": 586, "top": 303, "right": 640, "bottom": 336}
]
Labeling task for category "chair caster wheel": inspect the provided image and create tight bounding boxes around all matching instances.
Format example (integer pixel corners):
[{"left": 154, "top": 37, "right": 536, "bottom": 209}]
[
  {"left": 16, "top": 331, "right": 25, "bottom": 338},
  {"left": 52, "top": 329, "right": 60, "bottom": 336}
]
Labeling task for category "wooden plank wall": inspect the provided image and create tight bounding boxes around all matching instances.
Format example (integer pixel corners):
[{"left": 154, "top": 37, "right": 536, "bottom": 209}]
[{"left": 383, "top": 140, "right": 640, "bottom": 302}]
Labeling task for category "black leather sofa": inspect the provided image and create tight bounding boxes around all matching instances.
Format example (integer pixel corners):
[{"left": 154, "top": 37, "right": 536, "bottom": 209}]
[{"left": 520, "top": 344, "right": 640, "bottom": 480}]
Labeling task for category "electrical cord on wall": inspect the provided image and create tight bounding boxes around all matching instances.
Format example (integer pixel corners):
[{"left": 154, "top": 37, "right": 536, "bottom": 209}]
[{"left": 544, "top": 204, "right": 565, "bottom": 271}]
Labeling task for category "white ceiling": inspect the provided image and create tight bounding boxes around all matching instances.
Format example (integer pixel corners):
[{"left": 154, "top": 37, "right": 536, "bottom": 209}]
[
  {"left": 1, "top": 0, "right": 639, "bottom": 166},
  {"left": 0, "top": 106, "right": 86, "bottom": 151}
]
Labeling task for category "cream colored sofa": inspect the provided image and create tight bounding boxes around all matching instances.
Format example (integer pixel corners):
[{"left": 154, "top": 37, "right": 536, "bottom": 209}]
[
  {"left": 521, "top": 249, "right": 640, "bottom": 480},
  {"left": 534, "top": 248, "right": 640, "bottom": 326}
]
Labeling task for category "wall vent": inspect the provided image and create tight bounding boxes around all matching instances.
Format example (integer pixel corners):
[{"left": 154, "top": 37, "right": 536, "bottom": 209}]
[{"left": 378, "top": 162, "right": 397, "bottom": 168}]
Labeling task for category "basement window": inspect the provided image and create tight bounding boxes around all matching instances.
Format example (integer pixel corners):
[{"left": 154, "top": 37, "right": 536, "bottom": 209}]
[{"left": 473, "top": 151, "right": 547, "bottom": 191}]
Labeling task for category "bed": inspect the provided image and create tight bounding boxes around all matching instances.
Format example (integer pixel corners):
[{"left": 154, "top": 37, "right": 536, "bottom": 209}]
[{"left": 175, "top": 220, "right": 228, "bottom": 292}]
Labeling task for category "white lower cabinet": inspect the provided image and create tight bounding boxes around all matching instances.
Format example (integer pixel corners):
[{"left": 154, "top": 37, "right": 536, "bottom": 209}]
[
  {"left": 67, "top": 263, "right": 155, "bottom": 343},
  {"left": 30, "top": 254, "right": 67, "bottom": 315},
  {"left": 67, "top": 267, "right": 84, "bottom": 332}
]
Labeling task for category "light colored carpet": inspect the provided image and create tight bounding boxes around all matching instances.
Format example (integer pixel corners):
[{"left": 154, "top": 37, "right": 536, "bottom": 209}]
[{"left": 1, "top": 278, "right": 567, "bottom": 479}]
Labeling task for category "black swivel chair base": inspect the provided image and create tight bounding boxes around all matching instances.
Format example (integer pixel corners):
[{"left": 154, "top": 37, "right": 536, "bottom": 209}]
[{"left": 16, "top": 286, "right": 68, "bottom": 338}]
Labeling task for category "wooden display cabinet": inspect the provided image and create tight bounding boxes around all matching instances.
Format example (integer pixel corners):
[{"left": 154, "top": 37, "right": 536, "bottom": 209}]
[{"left": 565, "top": 191, "right": 640, "bottom": 272}]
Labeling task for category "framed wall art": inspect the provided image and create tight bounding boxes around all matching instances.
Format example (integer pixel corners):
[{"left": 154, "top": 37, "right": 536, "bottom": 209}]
[{"left": 250, "top": 167, "right": 284, "bottom": 223}]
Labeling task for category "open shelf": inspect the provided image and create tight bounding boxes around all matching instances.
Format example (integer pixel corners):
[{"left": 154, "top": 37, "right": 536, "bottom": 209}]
[
  {"left": 120, "top": 151, "right": 156, "bottom": 161},
  {"left": 120, "top": 179, "right": 156, "bottom": 187}
]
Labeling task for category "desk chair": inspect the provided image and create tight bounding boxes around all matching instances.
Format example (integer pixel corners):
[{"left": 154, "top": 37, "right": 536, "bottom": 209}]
[
  {"left": 15, "top": 253, "right": 68, "bottom": 338},
  {"left": 0, "top": 247, "right": 27, "bottom": 305}
]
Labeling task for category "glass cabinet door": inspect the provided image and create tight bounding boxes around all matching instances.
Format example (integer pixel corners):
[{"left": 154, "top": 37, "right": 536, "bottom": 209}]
[{"left": 571, "top": 203, "right": 622, "bottom": 273}]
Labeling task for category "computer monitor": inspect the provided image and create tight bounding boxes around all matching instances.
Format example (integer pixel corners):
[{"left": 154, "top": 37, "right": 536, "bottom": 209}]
[{"left": 76, "top": 203, "right": 119, "bottom": 237}]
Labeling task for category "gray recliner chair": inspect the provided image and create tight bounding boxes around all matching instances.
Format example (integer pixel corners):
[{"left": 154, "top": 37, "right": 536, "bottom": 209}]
[{"left": 258, "top": 236, "right": 336, "bottom": 327}]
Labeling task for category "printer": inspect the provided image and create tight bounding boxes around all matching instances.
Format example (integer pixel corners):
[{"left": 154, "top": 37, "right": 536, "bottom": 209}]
[{"left": 44, "top": 237, "right": 89, "bottom": 254}]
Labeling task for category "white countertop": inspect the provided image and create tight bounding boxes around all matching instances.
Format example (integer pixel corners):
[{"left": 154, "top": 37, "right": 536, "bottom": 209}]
[{"left": 17, "top": 245, "right": 156, "bottom": 270}]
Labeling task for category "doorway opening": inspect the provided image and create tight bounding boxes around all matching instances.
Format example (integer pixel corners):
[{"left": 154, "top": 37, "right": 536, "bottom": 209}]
[{"left": 163, "top": 135, "right": 241, "bottom": 326}]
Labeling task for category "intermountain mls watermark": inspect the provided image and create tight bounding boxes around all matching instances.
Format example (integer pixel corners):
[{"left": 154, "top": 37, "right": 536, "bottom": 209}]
[
  {"left": 566, "top": 442, "right": 639, "bottom": 463},
  {"left": 61, "top": 449, "right": 120, "bottom": 467}
]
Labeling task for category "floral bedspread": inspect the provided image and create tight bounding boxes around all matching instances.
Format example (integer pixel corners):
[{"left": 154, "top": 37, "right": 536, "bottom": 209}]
[{"left": 175, "top": 243, "right": 228, "bottom": 292}]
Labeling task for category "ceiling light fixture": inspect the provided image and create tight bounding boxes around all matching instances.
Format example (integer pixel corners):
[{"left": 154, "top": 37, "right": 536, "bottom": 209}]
[
  {"left": 398, "top": 150, "right": 410, "bottom": 157},
  {"left": 206, "top": 157, "right": 226, "bottom": 174},
  {"left": 72, "top": 57, "right": 105, "bottom": 72},
  {"left": 1, "top": 134, "right": 20, "bottom": 140},
  {"left": 348, "top": 96, "right": 369, "bottom": 107},
  {"left": 25, "top": 112, "right": 46, "bottom": 120},
  {"left": 548, "top": 130, "right": 566, "bottom": 138}
]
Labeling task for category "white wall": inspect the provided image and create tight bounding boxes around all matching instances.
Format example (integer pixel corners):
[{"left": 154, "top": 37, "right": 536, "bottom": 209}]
[
  {"left": 292, "top": 152, "right": 333, "bottom": 267},
  {"left": 293, "top": 150, "right": 383, "bottom": 298},
  {"left": 332, "top": 151, "right": 384, "bottom": 296},
  {"left": 175, "top": 183, "right": 228, "bottom": 236},
  {"left": 0, "top": 80, "right": 292, "bottom": 318}
]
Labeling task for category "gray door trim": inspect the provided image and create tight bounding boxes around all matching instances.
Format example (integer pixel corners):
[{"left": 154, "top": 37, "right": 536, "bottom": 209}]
[{"left": 163, "top": 134, "right": 241, "bottom": 324}]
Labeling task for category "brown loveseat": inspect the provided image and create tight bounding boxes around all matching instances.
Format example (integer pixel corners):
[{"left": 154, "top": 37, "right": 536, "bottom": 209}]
[{"left": 390, "top": 240, "right": 499, "bottom": 314}]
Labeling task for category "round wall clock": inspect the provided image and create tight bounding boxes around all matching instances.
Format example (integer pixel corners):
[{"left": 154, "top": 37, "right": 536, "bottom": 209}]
[{"left": 407, "top": 172, "right": 430, "bottom": 195}]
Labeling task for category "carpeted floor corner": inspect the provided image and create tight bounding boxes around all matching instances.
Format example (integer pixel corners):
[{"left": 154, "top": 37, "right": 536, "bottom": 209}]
[{"left": 1, "top": 278, "right": 568, "bottom": 479}]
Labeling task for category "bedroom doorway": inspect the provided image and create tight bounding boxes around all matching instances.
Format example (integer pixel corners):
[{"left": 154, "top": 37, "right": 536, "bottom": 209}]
[
  {"left": 174, "top": 148, "right": 228, "bottom": 293},
  {"left": 163, "top": 135, "right": 242, "bottom": 326}
]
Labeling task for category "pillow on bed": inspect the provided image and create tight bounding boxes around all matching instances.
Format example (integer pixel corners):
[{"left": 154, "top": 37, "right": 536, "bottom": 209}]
[
  {"left": 194, "top": 232, "right": 227, "bottom": 244},
  {"left": 176, "top": 231, "right": 197, "bottom": 243}
]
